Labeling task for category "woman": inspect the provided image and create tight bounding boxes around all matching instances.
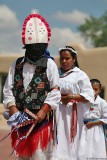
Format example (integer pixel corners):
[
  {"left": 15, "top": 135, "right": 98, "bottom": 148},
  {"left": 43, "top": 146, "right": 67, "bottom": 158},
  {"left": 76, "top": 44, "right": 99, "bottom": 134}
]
[{"left": 51, "top": 46, "right": 94, "bottom": 160}]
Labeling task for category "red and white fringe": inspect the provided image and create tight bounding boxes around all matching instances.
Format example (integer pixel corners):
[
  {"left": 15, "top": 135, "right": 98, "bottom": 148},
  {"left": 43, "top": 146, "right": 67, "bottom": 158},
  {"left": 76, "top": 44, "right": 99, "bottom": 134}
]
[{"left": 11, "top": 120, "right": 53, "bottom": 158}]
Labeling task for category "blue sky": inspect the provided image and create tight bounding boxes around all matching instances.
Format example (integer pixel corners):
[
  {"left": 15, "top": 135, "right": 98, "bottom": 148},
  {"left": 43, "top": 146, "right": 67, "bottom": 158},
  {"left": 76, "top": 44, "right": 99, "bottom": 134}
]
[{"left": 0, "top": 0, "right": 107, "bottom": 55}]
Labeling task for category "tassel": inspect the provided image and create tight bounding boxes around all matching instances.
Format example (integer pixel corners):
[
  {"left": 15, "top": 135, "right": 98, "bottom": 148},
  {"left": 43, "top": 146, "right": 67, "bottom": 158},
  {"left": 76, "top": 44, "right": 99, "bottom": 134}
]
[
  {"left": 52, "top": 110, "right": 58, "bottom": 146},
  {"left": 42, "top": 125, "right": 49, "bottom": 150},
  {"left": 0, "top": 127, "right": 17, "bottom": 143},
  {"left": 71, "top": 102, "right": 77, "bottom": 142},
  {"left": 9, "top": 136, "right": 25, "bottom": 158}
]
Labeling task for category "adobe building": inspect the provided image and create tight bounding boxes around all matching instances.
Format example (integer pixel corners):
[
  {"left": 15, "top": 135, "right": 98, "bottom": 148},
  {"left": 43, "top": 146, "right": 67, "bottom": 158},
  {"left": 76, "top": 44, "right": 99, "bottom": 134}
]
[
  {"left": 0, "top": 43, "right": 107, "bottom": 129},
  {"left": 0, "top": 42, "right": 107, "bottom": 101}
]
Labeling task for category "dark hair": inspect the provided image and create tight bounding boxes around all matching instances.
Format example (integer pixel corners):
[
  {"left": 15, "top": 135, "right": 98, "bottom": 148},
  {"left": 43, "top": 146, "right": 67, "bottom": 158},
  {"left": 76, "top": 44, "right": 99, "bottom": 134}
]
[
  {"left": 90, "top": 79, "right": 101, "bottom": 89},
  {"left": 60, "top": 46, "right": 79, "bottom": 68}
]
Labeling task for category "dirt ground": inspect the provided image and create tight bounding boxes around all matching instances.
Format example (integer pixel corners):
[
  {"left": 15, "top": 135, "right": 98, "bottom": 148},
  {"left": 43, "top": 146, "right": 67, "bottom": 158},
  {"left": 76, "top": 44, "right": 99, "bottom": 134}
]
[
  {"left": 0, "top": 129, "right": 15, "bottom": 160},
  {"left": 0, "top": 129, "right": 107, "bottom": 160}
]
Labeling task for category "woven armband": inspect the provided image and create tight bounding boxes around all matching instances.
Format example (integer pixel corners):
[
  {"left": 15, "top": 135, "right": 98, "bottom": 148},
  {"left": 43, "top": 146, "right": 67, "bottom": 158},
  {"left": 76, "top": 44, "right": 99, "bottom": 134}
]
[
  {"left": 41, "top": 104, "right": 51, "bottom": 114},
  {"left": 41, "top": 108, "right": 47, "bottom": 115}
]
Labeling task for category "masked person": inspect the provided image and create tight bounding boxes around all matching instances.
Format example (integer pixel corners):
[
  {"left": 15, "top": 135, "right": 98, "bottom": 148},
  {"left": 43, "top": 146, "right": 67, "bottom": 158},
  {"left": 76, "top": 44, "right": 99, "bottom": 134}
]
[{"left": 3, "top": 14, "right": 61, "bottom": 160}]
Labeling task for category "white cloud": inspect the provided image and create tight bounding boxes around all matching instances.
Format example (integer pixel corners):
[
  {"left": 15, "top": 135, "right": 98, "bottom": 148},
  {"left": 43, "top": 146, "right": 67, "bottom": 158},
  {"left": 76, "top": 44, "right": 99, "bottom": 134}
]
[
  {"left": 53, "top": 10, "right": 90, "bottom": 24},
  {"left": 0, "top": 5, "right": 22, "bottom": 54},
  {"left": 0, "top": 5, "right": 20, "bottom": 29},
  {"left": 49, "top": 27, "right": 94, "bottom": 55}
]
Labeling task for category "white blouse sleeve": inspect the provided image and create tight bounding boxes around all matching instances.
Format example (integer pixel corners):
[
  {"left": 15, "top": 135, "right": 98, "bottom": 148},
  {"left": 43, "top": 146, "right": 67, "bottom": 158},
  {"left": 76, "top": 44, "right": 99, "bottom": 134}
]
[
  {"left": 100, "top": 100, "right": 107, "bottom": 124},
  {"left": 79, "top": 71, "right": 94, "bottom": 104},
  {"left": 3, "top": 61, "right": 16, "bottom": 109},
  {"left": 44, "top": 59, "right": 61, "bottom": 110}
]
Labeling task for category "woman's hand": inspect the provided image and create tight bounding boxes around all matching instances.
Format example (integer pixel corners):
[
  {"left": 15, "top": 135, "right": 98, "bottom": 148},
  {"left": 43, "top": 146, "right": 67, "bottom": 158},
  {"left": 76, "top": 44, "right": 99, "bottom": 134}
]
[
  {"left": 61, "top": 94, "right": 88, "bottom": 105},
  {"left": 61, "top": 94, "right": 72, "bottom": 105}
]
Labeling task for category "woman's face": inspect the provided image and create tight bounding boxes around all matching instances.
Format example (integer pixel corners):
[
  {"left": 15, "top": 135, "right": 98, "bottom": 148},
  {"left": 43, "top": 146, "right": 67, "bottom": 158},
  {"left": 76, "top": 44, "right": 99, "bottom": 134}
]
[{"left": 60, "top": 50, "right": 75, "bottom": 72}]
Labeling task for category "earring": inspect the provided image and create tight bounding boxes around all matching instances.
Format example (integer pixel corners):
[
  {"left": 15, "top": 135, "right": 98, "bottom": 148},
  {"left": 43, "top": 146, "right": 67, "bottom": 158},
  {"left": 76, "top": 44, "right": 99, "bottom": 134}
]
[{"left": 73, "top": 62, "right": 75, "bottom": 68}]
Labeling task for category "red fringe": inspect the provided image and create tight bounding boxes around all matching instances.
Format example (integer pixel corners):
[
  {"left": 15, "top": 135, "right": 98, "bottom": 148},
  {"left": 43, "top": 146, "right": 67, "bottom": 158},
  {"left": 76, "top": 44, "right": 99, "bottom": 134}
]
[
  {"left": 71, "top": 102, "right": 77, "bottom": 142},
  {"left": 11, "top": 120, "right": 53, "bottom": 158}
]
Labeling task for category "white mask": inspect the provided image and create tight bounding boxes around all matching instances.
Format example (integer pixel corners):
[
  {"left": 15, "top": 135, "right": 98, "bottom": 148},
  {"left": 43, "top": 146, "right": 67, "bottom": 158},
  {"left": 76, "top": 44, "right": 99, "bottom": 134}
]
[{"left": 22, "top": 14, "right": 51, "bottom": 45}]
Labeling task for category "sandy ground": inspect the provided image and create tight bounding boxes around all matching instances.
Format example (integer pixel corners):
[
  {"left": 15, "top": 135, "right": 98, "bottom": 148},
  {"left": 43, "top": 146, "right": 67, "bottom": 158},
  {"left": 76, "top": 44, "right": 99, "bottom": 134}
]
[
  {"left": 0, "top": 129, "right": 15, "bottom": 160},
  {"left": 0, "top": 104, "right": 15, "bottom": 159},
  {"left": 1, "top": 129, "right": 107, "bottom": 160}
]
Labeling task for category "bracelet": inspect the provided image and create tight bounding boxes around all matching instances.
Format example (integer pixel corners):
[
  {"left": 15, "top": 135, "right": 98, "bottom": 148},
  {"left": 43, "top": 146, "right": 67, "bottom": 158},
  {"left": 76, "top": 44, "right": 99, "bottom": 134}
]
[
  {"left": 72, "top": 94, "right": 75, "bottom": 100},
  {"left": 41, "top": 108, "right": 47, "bottom": 115}
]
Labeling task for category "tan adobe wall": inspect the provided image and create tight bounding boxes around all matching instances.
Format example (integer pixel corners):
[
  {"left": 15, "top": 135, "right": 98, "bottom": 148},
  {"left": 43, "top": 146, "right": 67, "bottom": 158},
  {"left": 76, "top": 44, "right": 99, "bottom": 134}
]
[{"left": 0, "top": 43, "right": 107, "bottom": 100}]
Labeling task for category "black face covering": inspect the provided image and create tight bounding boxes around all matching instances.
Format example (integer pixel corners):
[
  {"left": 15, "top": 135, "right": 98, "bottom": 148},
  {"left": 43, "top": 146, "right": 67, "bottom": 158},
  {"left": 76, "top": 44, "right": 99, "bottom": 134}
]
[{"left": 24, "top": 43, "right": 48, "bottom": 67}]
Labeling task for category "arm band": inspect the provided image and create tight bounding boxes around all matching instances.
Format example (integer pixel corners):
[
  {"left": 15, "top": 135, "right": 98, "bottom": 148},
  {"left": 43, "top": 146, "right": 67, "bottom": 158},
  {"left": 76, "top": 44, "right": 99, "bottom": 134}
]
[
  {"left": 41, "top": 108, "right": 47, "bottom": 115},
  {"left": 41, "top": 104, "right": 51, "bottom": 114}
]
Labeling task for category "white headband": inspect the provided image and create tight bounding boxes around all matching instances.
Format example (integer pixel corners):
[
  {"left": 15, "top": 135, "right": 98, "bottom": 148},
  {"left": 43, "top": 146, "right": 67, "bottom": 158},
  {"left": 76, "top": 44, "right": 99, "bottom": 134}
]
[{"left": 58, "top": 47, "right": 78, "bottom": 55}]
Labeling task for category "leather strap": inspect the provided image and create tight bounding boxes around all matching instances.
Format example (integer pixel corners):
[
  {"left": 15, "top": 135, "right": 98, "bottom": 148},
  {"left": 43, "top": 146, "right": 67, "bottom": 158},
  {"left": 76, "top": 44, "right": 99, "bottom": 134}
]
[{"left": 41, "top": 103, "right": 51, "bottom": 114}]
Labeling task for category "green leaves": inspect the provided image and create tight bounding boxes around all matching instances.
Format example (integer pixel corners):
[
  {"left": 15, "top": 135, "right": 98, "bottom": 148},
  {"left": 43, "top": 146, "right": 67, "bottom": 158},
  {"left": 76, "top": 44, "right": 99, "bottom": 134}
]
[{"left": 78, "top": 11, "right": 107, "bottom": 47}]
